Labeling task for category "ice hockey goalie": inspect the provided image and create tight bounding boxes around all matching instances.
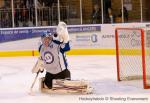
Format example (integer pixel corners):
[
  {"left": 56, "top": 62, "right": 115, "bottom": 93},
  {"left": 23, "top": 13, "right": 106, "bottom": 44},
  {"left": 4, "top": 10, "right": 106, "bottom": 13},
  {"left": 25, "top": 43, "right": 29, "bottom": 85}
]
[{"left": 39, "top": 78, "right": 93, "bottom": 94}]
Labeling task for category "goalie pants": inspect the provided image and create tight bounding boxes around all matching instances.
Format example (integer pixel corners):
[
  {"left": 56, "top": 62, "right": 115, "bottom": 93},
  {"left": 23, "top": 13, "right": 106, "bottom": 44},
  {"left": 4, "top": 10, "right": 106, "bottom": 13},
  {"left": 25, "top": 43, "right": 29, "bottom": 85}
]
[{"left": 44, "top": 69, "right": 71, "bottom": 89}]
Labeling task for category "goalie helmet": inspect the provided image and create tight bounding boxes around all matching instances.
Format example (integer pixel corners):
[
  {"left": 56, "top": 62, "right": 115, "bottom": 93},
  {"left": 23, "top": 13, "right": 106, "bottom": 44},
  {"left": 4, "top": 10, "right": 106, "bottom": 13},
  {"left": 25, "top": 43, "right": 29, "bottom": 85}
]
[{"left": 41, "top": 31, "right": 52, "bottom": 38}]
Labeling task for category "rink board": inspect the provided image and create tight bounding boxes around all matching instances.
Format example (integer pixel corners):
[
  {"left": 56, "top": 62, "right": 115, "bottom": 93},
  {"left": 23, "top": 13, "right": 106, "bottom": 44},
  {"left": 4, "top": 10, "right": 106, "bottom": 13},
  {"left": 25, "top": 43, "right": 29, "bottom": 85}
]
[
  {"left": 0, "top": 49, "right": 144, "bottom": 57},
  {"left": 0, "top": 49, "right": 116, "bottom": 57},
  {"left": 1, "top": 23, "right": 150, "bottom": 57}
]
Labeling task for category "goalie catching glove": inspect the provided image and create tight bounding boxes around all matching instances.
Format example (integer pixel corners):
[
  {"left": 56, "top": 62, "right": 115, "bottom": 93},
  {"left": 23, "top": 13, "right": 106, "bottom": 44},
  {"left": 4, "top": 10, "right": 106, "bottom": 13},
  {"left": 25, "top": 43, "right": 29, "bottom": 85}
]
[
  {"left": 32, "top": 57, "right": 45, "bottom": 73},
  {"left": 56, "top": 21, "right": 69, "bottom": 43}
]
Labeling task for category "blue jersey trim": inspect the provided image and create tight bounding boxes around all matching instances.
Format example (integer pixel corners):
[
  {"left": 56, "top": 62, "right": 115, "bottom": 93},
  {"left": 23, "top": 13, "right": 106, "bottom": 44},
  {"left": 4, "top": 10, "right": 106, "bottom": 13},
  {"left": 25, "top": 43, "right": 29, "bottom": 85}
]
[
  {"left": 38, "top": 44, "right": 43, "bottom": 52},
  {"left": 59, "top": 51, "right": 68, "bottom": 69},
  {"left": 52, "top": 40, "right": 62, "bottom": 45},
  {"left": 60, "top": 42, "right": 70, "bottom": 52}
]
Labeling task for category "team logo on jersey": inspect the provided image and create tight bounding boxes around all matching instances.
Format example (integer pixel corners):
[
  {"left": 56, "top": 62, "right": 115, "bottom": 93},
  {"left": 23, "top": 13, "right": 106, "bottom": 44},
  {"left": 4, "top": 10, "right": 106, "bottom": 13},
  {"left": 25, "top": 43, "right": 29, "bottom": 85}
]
[{"left": 44, "top": 51, "right": 54, "bottom": 64}]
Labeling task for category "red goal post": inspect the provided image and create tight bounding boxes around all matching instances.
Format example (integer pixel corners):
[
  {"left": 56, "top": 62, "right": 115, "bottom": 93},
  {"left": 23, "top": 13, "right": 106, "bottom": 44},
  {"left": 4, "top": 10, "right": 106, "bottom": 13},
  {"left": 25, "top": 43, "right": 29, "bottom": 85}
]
[{"left": 115, "top": 28, "right": 150, "bottom": 89}]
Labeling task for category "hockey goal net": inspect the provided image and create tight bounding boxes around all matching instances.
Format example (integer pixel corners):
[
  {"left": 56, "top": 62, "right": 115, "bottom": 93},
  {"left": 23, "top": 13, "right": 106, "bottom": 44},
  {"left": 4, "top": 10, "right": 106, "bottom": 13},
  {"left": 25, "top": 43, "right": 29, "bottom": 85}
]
[{"left": 115, "top": 28, "right": 150, "bottom": 89}]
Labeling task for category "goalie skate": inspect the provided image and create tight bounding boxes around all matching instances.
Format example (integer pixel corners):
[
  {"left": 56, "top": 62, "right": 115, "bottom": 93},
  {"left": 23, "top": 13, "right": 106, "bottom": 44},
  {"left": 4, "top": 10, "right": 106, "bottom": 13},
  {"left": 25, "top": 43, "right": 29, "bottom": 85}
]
[{"left": 39, "top": 78, "right": 93, "bottom": 94}]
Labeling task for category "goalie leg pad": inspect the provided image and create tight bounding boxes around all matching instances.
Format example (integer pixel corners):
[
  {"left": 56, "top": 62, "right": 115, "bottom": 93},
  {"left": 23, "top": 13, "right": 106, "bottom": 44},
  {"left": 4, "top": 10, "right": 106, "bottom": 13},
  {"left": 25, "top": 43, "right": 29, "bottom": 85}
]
[
  {"left": 43, "top": 69, "right": 71, "bottom": 89},
  {"left": 39, "top": 78, "right": 93, "bottom": 94}
]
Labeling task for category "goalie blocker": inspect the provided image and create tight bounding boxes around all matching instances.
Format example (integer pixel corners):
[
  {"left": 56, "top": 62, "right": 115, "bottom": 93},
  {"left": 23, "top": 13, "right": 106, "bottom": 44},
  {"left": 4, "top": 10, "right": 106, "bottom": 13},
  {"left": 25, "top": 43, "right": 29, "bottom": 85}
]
[{"left": 39, "top": 78, "right": 93, "bottom": 94}]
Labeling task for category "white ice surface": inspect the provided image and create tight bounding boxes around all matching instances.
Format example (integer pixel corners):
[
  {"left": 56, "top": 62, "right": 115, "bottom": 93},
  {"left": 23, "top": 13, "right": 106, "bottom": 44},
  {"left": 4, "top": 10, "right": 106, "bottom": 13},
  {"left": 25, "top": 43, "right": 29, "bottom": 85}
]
[{"left": 0, "top": 56, "right": 150, "bottom": 103}]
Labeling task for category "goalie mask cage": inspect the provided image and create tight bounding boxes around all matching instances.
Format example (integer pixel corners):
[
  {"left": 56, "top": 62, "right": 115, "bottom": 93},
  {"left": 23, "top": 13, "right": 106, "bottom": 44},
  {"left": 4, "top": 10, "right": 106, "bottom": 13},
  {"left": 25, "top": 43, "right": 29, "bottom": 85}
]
[{"left": 115, "top": 28, "right": 150, "bottom": 89}]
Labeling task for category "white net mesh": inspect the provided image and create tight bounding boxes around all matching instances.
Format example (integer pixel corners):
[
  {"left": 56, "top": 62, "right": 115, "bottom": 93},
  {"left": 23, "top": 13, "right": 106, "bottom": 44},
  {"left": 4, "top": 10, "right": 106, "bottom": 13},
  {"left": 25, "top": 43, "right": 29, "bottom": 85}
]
[
  {"left": 117, "top": 29, "right": 143, "bottom": 80},
  {"left": 116, "top": 28, "right": 150, "bottom": 88}
]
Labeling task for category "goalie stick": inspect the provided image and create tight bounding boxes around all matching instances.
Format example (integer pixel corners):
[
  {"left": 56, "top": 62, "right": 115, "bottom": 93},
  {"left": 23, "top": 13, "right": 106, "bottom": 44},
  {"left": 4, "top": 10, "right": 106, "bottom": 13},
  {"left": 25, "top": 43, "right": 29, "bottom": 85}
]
[{"left": 29, "top": 71, "right": 40, "bottom": 95}]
